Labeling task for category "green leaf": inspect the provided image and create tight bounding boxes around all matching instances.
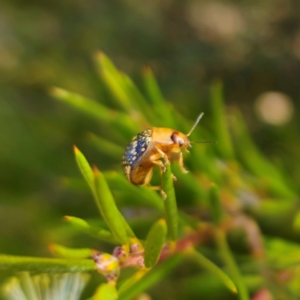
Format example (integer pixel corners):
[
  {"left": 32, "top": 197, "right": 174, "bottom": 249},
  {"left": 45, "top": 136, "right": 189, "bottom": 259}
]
[
  {"left": 209, "top": 183, "right": 223, "bottom": 226},
  {"left": 74, "top": 147, "right": 135, "bottom": 244},
  {"left": 211, "top": 80, "right": 234, "bottom": 160},
  {"left": 293, "top": 210, "right": 300, "bottom": 232},
  {"left": 93, "top": 167, "right": 133, "bottom": 245},
  {"left": 178, "top": 273, "right": 263, "bottom": 299},
  {"left": 178, "top": 211, "right": 201, "bottom": 230},
  {"left": 118, "top": 254, "right": 182, "bottom": 300},
  {"left": 142, "top": 67, "right": 165, "bottom": 107},
  {"left": 171, "top": 164, "right": 206, "bottom": 200},
  {"left": 103, "top": 171, "right": 164, "bottom": 211},
  {"left": 94, "top": 52, "right": 136, "bottom": 113},
  {"left": 74, "top": 146, "right": 94, "bottom": 190},
  {"left": 142, "top": 67, "right": 176, "bottom": 127},
  {"left": 144, "top": 219, "right": 167, "bottom": 268},
  {"left": 265, "top": 237, "right": 300, "bottom": 269},
  {"left": 187, "top": 250, "right": 237, "bottom": 294},
  {"left": 64, "top": 216, "right": 119, "bottom": 244},
  {"left": 49, "top": 243, "right": 92, "bottom": 258},
  {"left": 121, "top": 73, "right": 154, "bottom": 120},
  {"left": 215, "top": 229, "right": 249, "bottom": 300},
  {"left": 0, "top": 255, "right": 95, "bottom": 273},
  {"left": 161, "top": 163, "right": 178, "bottom": 240},
  {"left": 88, "top": 133, "right": 124, "bottom": 159},
  {"left": 231, "top": 109, "right": 296, "bottom": 199},
  {"left": 51, "top": 87, "right": 112, "bottom": 121},
  {"left": 94, "top": 52, "right": 122, "bottom": 79},
  {"left": 249, "top": 200, "right": 298, "bottom": 241},
  {"left": 92, "top": 283, "right": 118, "bottom": 300},
  {"left": 51, "top": 87, "right": 137, "bottom": 137}
]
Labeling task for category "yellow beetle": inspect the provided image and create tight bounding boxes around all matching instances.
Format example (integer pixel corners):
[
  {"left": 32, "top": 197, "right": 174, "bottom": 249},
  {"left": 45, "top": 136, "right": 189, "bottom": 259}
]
[{"left": 122, "top": 113, "right": 206, "bottom": 197}]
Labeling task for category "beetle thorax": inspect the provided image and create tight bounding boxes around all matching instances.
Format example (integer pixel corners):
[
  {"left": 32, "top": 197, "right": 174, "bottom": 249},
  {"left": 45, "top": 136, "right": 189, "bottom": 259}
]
[{"left": 152, "top": 128, "right": 190, "bottom": 150}]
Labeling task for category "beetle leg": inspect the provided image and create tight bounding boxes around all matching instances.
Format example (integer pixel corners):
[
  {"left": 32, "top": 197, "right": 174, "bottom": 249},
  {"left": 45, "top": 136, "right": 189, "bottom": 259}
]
[
  {"left": 160, "top": 189, "right": 167, "bottom": 199},
  {"left": 149, "top": 152, "right": 167, "bottom": 172},
  {"left": 148, "top": 186, "right": 167, "bottom": 199},
  {"left": 151, "top": 159, "right": 166, "bottom": 173},
  {"left": 149, "top": 154, "right": 177, "bottom": 184},
  {"left": 144, "top": 168, "right": 166, "bottom": 198},
  {"left": 143, "top": 167, "right": 154, "bottom": 186},
  {"left": 155, "top": 146, "right": 169, "bottom": 165},
  {"left": 150, "top": 156, "right": 177, "bottom": 181},
  {"left": 179, "top": 151, "right": 189, "bottom": 174}
]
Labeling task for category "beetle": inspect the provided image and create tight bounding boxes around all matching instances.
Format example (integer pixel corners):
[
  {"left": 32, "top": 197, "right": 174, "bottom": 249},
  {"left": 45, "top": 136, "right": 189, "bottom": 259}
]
[{"left": 122, "top": 113, "right": 206, "bottom": 198}]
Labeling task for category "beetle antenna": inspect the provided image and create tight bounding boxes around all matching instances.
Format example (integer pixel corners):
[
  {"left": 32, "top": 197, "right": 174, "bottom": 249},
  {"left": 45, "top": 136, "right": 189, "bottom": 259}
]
[
  {"left": 187, "top": 112, "right": 204, "bottom": 137},
  {"left": 190, "top": 140, "right": 217, "bottom": 144}
]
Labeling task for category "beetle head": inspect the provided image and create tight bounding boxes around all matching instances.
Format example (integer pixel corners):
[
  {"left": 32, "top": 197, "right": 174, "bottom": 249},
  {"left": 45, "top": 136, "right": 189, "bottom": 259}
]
[
  {"left": 171, "top": 131, "right": 190, "bottom": 149},
  {"left": 170, "top": 113, "right": 204, "bottom": 148},
  {"left": 169, "top": 113, "right": 215, "bottom": 149},
  {"left": 171, "top": 113, "right": 215, "bottom": 148}
]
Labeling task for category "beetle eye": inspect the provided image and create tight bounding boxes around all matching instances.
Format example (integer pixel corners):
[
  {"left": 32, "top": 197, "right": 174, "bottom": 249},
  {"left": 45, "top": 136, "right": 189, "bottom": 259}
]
[{"left": 171, "top": 133, "right": 184, "bottom": 147}]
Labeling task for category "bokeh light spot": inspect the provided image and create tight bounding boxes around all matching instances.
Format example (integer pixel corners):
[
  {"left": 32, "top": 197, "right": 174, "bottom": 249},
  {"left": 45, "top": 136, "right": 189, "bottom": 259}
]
[{"left": 255, "top": 92, "right": 294, "bottom": 125}]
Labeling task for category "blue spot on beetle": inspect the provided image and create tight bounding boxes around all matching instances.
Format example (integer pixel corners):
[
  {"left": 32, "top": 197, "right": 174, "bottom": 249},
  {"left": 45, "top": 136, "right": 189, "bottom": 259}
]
[{"left": 122, "top": 130, "right": 151, "bottom": 168}]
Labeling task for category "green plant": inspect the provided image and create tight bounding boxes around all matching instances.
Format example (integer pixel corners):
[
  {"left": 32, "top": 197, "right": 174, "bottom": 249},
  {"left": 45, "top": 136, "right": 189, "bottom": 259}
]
[{"left": 1, "top": 53, "right": 299, "bottom": 300}]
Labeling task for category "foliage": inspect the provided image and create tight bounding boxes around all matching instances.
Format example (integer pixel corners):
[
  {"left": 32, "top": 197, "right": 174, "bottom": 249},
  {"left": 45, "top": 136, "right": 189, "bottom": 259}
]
[{"left": 0, "top": 53, "right": 299, "bottom": 300}]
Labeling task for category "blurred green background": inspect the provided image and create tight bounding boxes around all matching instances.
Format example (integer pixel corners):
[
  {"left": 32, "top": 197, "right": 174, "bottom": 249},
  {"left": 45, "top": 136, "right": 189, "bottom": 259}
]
[{"left": 0, "top": 0, "right": 299, "bottom": 276}]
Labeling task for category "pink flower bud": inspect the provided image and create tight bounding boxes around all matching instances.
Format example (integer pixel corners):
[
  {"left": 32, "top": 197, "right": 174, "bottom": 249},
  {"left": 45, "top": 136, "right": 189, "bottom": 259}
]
[
  {"left": 113, "top": 246, "right": 128, "bottom": 262},
  {"left": 130, "top": 243, "right": 143, "bottom": 253},
  {"left": 93, "top": 252, "right": 120, "bottom": 282}
]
